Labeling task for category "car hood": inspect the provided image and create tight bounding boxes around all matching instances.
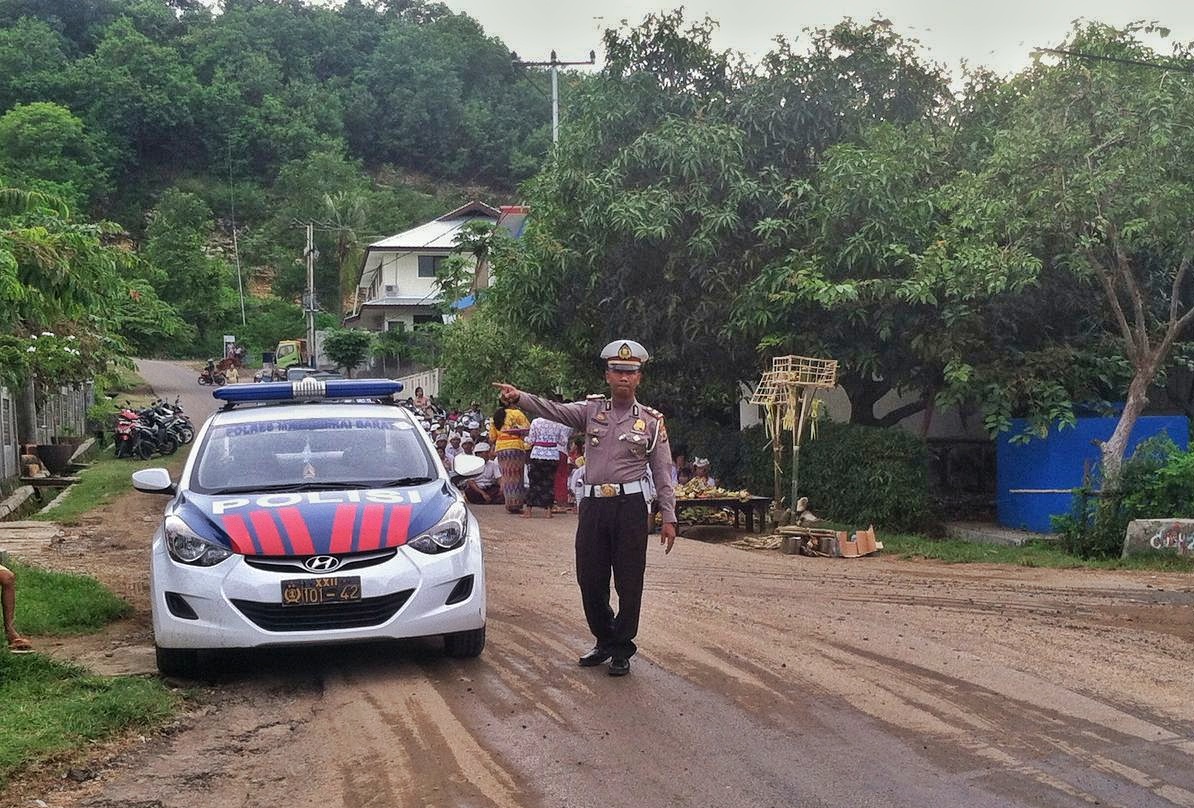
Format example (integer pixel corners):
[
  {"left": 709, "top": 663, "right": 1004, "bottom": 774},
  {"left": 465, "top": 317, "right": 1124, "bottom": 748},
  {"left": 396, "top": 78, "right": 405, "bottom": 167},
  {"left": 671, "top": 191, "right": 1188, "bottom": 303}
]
[{"left": 172, "top": 482, "right": 456, "bottom": 556}]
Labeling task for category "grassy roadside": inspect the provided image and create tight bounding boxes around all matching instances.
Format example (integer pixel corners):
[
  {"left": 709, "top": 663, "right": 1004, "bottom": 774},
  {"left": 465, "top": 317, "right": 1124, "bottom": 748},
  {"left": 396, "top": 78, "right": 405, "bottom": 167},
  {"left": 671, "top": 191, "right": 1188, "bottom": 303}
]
[
  {"left": 5, "top": 560, "right": 130, "bottom": 635},
  {"left": 0, "top": 560, "right": 177, "bottom": 788},
  {"left": 31, "top": 450, "right": 185, "bottom": 525},
  {"left": 0, "top": 652, "right": 176, "bottom": 787},
  {"left": 0, "top": 364, "right": 179, "bottom": 787},
  {"left": 880, "top": 533, "right": 1194, "bottom": 570}
]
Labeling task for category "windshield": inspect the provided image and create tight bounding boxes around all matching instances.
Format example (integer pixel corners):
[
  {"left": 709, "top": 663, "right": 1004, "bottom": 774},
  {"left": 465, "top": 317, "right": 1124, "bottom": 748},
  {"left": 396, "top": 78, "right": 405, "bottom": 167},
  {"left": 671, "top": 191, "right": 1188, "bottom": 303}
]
[{"left": 192, "top": 414, "right": 435, "bottom": 494}]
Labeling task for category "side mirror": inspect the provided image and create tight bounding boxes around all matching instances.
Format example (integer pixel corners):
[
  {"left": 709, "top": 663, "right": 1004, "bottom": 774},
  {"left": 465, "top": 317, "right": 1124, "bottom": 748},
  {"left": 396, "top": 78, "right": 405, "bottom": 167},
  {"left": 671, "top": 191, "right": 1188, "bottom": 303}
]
[
  {"left": 452, "top": 454, "right": 484, "bottom": 479},
  {"left": 132, "top": 468, "right": 176, "bottom": 495}
]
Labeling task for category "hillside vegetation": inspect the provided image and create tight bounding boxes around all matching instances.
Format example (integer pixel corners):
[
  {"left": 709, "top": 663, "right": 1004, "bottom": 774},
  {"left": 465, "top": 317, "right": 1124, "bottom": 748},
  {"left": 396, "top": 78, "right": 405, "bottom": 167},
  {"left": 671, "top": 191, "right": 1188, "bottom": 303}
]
[{"left": 0, "top": 0, "right": 554, "bottom": 357}]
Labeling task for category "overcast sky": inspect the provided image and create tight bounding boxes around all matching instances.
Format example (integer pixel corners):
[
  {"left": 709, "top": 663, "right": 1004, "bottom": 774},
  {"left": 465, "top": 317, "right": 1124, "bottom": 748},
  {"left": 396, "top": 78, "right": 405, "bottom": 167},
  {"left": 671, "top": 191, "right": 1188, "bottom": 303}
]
[{"left": 443, "top": 0, "right": 1194, "bottom": 77}]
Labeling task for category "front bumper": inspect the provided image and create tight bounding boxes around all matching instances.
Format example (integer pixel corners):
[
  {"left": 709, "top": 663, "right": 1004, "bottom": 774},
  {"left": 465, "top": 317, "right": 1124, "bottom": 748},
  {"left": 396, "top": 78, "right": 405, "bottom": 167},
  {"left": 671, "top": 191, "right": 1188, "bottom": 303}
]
[{"left": 149, "top": 520, "right": 486, "bottom": 650}]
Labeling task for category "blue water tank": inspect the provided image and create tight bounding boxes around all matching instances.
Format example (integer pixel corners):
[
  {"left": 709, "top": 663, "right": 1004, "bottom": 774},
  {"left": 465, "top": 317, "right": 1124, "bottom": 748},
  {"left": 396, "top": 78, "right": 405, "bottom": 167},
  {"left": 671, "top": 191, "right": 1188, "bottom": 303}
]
[{"left": 996, "top": 414, "right": 1189, "bottom": 532}]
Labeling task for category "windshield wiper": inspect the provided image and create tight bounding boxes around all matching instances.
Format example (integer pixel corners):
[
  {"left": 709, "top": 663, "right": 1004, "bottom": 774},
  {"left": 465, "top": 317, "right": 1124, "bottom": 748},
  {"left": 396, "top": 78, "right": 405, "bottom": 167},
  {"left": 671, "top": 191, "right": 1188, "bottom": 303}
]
[
  {"left": 379, "top": 476, "right": 435, "bottom": 487},
  {"left": 207, "top": 481, "right": 374, "bottom": 495}
]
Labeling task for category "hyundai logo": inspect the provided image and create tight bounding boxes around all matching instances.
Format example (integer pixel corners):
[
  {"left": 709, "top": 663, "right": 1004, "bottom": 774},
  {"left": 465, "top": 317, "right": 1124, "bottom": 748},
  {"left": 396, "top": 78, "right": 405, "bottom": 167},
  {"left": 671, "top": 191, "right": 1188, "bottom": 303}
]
[{"left": 303, "top": 555, "right": 341, "bottom": 572}]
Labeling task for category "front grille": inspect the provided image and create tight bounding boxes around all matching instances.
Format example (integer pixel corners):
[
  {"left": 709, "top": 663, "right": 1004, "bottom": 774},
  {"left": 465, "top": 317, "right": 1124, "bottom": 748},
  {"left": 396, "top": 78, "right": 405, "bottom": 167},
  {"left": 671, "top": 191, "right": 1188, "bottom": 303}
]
[
  {"left": 230, "top": 589, "right": 414, "bottom": 632},
  {"left": 243, "top": 548, "right": 398, "bottom": 574}
]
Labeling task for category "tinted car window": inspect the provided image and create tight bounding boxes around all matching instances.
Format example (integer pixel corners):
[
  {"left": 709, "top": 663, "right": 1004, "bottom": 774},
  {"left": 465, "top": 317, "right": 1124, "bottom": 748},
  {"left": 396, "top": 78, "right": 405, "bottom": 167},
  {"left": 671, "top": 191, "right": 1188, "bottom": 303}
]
[{"left": 192, "top": 415, "right": 434, "bottom": 493}]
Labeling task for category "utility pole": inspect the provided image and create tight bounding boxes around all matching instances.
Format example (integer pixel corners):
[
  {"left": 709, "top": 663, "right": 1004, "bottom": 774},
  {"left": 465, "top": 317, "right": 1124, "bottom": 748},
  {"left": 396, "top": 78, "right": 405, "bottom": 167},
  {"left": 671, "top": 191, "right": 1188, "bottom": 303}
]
[
  {"left": 511, "top": 49, "right": 597, "bottom": 143},
  {"left": 304, "top": 223, "right": 318, "bottom": 366}
]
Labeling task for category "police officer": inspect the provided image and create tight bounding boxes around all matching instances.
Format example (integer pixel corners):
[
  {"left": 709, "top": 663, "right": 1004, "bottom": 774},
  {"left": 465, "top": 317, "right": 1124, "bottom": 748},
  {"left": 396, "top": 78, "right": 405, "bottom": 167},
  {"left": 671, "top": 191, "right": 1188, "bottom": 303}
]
[{"left": 493, "top": 339, "right": 676, "bottom": 677}]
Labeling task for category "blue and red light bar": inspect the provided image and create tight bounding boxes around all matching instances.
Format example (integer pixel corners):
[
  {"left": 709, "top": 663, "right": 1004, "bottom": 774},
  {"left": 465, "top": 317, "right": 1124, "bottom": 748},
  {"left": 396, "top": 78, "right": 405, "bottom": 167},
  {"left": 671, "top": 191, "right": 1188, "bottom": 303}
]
[{"left": 213, "top": 379, "right": 404, "bottom": 404}]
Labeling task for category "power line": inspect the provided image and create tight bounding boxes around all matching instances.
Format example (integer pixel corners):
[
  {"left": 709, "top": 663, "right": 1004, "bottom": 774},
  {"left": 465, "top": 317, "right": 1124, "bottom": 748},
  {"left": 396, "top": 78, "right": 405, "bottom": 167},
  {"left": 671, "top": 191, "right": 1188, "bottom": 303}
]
[
  {"left": 511, "top": 49, "right": 597, "bottom": 143},
  {"left": 227, "top": 140, "right": 246, "bottom": 326},
  {"left": 1034, "top": 47, "right": 1194, "bottom": 73}
]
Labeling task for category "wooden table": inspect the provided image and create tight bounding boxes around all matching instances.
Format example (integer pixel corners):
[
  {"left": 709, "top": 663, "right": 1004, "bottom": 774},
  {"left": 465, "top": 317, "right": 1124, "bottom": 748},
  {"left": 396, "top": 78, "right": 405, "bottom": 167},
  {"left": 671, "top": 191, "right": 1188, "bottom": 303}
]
[{"left": 674, "top": 495, "right": 772, "bottom": 533}]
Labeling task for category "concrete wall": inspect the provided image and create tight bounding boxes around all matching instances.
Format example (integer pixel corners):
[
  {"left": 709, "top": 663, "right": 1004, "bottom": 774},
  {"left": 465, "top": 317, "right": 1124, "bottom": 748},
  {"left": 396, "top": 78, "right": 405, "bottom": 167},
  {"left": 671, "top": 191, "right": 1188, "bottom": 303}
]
[{"left": 739, "top": 383, "right": 987, "bottom": 441}]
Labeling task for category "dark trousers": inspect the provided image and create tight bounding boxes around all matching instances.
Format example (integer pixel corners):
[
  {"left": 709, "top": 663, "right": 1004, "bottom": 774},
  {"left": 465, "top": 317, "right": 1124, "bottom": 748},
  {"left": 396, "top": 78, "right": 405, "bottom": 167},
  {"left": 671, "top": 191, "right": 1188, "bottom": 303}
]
[{"left": 575, "top": 494, "right": 648, "bottom": 658}]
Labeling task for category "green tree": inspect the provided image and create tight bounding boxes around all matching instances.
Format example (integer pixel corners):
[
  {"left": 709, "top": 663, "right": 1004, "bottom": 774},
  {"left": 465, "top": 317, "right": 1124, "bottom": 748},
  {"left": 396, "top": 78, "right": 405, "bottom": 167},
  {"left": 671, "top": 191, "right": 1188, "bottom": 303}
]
[
  {"left": 0, "top": 17, "right": 72, "bottom": 112},
  {"left": 0, "top": 102, "right": 108, "bottom": 209},
  {"left": 492, "top": 13, "right": 759, "bottom": 420},
  {"left": 975, "top": 22, "right": 1194, "bottom": 482},
  {"left": 438, "top": 307, "right": 580, "bottom": 409},
  {"left": 734, "top": 122, "right": 1046, "bottom": 427},
  {"left": 142, "top": 188, "right": 235, "bottom": 354},
  {"left": 73, "top": 17, "right": 199, "bottom": 169},
  {"left": 371, "top": 327, "right": 409, "bottom": 377},
  {"left": 0, "top": 183, "right": 184, "bottom": 382},
  {"left": 322, "top": 327, "right": 374, "bottom": 376},
  {"left": 322, "top": 189, "right": 368, "bottom": 308}
]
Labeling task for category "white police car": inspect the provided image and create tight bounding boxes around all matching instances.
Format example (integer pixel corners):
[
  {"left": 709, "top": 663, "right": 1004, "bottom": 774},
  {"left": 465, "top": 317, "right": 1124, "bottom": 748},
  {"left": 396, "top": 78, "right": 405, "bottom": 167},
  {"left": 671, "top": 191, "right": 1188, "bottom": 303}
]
[{"left": 132, "top": 379, "right": 487, "bottom": 678}]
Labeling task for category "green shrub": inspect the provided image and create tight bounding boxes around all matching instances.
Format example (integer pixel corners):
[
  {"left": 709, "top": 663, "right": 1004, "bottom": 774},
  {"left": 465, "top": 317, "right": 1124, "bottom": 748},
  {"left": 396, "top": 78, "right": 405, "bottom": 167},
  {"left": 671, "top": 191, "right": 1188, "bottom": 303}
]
[
  {"left": 669, "top": 420, "right": 935, "bottom": 532},
  {"left": 1055, "top": 435, "right": 1194, "bottom": 558},
  {"left": 799, "top": 421, "right": 935, "bottom": 532}
]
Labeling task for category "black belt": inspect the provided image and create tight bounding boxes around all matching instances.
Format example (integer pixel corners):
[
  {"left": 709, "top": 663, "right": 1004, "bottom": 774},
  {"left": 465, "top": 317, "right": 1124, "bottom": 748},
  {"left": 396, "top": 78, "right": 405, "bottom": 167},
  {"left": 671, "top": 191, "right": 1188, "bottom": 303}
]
[{"left": 585, "top": 481, "right": 646, "bottom": 497}]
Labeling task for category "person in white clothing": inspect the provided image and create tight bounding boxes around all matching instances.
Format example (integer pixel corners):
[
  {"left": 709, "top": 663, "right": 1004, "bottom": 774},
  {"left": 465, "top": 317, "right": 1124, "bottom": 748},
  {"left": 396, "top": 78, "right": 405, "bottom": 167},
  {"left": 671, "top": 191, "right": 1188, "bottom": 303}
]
[
  {"left": 463, "top": 442, "right": 503, "bottom": 505},
  {"left": 444, "top": 433, "right": 463, "bottom": 464}
]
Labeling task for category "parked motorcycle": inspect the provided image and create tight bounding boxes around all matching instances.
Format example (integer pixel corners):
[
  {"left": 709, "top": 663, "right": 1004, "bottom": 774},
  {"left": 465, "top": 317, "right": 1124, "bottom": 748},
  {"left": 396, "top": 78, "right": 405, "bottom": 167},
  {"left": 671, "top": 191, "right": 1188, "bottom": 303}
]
[{"left": 113, "top": 399, "right": 192, "bottom": 459}]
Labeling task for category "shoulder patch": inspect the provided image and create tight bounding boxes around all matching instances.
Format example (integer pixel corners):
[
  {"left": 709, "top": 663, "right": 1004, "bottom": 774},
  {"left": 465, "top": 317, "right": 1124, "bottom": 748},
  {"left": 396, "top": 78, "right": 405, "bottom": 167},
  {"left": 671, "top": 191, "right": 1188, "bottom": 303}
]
[{"left": 642, "top": 405, "right": 663, "bottom": 419}]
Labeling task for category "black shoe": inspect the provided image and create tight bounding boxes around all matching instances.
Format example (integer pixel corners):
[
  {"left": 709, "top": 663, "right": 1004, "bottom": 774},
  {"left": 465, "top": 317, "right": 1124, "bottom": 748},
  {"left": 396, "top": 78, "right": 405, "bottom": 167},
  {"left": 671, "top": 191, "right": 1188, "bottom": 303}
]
[
  {"left": 608, "top": 657, "right": 630, "bottom": 676},
  {"left": 578, "top": 648, "right": 611, "bottom": 667}
]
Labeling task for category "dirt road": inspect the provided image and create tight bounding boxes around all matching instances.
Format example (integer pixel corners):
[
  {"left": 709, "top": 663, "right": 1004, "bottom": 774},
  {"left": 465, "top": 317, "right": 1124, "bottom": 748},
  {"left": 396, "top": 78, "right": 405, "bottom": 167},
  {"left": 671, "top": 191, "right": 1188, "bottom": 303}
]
[{"left": 6, "top": 361, "right": 1194, "bottom": 807}]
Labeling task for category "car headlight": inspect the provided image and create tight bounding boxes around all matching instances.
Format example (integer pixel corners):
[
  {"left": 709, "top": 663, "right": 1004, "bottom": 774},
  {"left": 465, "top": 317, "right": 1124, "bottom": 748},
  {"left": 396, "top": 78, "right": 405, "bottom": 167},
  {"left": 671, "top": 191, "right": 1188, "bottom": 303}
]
[
  {"left": 408, "top": 501, "right": 468, "bottom": 554},
  {"left": 164, "top": 515, "right": 233, "bottom": 566}
]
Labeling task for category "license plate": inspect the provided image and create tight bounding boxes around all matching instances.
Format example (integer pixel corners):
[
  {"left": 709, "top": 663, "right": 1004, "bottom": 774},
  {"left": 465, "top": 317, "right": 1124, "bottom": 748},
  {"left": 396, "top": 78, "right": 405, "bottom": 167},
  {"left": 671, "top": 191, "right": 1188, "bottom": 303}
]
[{"left": 280, "top": 576, "right": 362, "bottom": 607}]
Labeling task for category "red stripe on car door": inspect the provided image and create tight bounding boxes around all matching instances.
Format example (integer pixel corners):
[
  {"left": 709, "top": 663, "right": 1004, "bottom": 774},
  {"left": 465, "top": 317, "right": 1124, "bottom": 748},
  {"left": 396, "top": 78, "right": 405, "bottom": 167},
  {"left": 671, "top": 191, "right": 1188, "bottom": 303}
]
[
  {"left": 329, "top": 504, "right": 358, "bottom": 554},
  {"left": 384, "top": 505, "right": 412, "bottom": 547},
  {"left": 276, "top": 508, "right": 315, "bottom": 556},
  {"left": 249, "top": 510, "right": 286, "bottom": 555},
  {"left": 357, "top": 503, "right": 385, "bottom": 551},
  {"left": 220, "top": 514, "right": 258, "bottom": 555}
]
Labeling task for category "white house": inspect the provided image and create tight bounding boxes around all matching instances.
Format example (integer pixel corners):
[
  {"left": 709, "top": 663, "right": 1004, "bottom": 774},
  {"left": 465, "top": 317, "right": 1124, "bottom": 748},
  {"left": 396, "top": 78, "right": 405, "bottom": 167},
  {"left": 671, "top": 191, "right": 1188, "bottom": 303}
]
[{"left": 346, "top": 200, "right": 501, "bottom": 332}]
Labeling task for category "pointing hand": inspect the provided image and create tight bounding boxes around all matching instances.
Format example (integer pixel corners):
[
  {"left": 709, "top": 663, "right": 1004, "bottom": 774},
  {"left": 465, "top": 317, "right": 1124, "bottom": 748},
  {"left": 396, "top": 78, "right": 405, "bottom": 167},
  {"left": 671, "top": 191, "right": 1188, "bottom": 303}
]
[{"left": 491, "top": 382, "right": 521, "bottom": 406}]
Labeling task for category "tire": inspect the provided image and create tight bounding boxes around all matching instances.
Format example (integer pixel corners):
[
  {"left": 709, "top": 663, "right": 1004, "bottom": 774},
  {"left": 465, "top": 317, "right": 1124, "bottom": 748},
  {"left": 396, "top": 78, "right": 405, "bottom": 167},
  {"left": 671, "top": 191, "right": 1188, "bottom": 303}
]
[
  {"left": 214, "top": 373, "right": 227, "bottom": 386},
  {"left": 159, "top": 435, "right": 178, "bottom": 456},
  {"left": 198, "top": 376, "right": 209, "bottom": 386},
  {"left": 443, "top": 626, "right": 485, "bottom": 658},
  {"left": 136, "top": 438, "right": 155, "bottom": 460},
  {"left": 155, "top": 645, "right": 212, "bottom": 679},
  {"left": 178, "top": 426, "right": 194, "bottom": 444}
]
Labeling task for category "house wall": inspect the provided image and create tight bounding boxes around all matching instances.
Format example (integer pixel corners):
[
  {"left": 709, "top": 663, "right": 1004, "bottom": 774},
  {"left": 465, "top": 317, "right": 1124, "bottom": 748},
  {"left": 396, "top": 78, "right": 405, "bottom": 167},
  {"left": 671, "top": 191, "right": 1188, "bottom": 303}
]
[
  {"left": 364, "top": 250, "right": 451, "bottom": 304},
  {"left": 739, "top": 384, "right": 987, "bottom": 441}
]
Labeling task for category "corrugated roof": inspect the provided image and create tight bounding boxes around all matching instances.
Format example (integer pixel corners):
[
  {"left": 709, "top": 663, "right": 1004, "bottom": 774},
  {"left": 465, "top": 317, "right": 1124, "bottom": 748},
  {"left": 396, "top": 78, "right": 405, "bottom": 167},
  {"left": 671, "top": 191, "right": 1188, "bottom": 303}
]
[{"left": 366, "top": 200, "right": 499, "bottom": 251}]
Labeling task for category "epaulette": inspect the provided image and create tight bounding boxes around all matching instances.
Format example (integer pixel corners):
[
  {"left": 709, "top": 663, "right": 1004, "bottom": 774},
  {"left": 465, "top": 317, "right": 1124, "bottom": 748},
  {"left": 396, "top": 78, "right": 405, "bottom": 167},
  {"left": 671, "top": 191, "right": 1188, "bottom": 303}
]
[
  {"left": 586, "top": 394, "right": 605, "bottom": 400},
  {"left": 642, "top": 405, "right": 664, "bottom": 419}
]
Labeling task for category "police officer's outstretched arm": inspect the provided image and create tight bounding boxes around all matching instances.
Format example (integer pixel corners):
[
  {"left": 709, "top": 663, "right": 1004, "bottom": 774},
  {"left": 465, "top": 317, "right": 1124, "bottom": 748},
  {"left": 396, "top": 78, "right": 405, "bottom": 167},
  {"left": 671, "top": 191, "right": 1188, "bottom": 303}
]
[{"left": 492, "top": 382, "right": 588, "bottom": 431}]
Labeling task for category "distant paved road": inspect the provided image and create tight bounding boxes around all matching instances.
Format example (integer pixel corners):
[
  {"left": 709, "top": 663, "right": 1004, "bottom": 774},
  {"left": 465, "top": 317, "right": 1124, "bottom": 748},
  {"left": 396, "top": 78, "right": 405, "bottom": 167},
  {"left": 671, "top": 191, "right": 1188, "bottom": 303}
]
[{"left": 135, "top": 359, "right": 225, "bottom": 426}]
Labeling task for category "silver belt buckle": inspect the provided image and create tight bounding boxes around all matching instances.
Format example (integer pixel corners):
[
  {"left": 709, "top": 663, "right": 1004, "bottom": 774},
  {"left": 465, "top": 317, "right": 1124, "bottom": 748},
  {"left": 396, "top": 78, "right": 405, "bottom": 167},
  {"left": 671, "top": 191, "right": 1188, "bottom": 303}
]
[{"left": 600, "top": 484, "right": 617, "bottom": 497}]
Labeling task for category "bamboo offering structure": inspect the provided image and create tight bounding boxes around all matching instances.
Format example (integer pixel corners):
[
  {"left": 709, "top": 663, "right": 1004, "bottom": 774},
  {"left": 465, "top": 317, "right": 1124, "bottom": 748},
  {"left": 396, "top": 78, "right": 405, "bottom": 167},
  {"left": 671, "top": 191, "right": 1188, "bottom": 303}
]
[{"left": 748, "top": 355, "right": 838, "bottom": 511}]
